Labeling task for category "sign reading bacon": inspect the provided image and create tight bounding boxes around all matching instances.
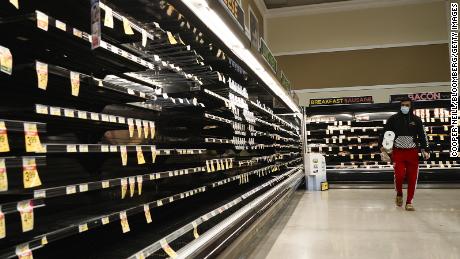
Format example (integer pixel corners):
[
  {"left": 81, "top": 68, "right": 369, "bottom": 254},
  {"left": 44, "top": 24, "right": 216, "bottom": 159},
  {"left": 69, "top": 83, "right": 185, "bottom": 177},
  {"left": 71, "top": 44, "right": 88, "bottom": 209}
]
[{"left": 390, "top": 92, "right": 450, "bottom": 102}]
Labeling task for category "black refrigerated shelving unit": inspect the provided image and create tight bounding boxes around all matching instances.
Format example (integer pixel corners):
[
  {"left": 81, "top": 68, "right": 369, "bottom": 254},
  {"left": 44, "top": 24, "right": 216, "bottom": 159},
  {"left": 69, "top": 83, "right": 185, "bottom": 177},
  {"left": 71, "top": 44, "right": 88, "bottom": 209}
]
[
  {"left": 0, "top": 1, "right": 302, "bottom": 258},
  {"left": 305, "top": 100, "right": 460, "bottom": 184}
]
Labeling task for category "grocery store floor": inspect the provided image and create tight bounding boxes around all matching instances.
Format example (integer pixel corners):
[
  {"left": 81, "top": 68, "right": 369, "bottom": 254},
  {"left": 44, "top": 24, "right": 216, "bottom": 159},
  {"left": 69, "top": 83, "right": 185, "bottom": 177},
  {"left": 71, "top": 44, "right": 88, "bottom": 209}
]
[{"left": 247, "top": 189, "right": 460, "bottom": 259}]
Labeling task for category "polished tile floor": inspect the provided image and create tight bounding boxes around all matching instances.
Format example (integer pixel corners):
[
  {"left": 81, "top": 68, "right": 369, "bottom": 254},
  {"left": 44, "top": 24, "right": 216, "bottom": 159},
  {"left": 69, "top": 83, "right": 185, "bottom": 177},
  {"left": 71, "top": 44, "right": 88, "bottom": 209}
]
[{"left": 249, "top": 189, "right": 460, "bottom": 259}]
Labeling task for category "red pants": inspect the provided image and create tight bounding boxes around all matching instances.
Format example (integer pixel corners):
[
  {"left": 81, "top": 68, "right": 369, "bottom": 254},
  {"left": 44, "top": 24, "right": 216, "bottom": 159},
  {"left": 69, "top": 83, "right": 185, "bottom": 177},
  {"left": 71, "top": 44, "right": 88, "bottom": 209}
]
[{"left": 392, "top": 148, "right": 419, "bottom": 204}]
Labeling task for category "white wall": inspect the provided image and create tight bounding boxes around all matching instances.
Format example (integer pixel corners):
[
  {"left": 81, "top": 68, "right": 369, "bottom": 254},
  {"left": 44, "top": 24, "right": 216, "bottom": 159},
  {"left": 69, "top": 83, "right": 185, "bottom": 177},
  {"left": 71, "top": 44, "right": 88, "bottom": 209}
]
[{"left": 266, "top": 0, "right": 448, "bottom": 55}]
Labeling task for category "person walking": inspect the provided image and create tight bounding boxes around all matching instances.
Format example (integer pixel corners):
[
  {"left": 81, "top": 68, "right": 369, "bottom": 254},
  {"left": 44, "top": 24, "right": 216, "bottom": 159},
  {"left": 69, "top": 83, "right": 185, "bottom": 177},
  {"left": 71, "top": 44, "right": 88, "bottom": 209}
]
[{"left": 379, "top": 97, "right": 430, "bottom": 211}]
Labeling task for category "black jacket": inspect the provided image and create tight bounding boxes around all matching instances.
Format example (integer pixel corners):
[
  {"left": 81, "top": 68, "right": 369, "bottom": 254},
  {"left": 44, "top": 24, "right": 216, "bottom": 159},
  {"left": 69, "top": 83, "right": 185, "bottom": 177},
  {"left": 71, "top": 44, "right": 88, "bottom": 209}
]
[{"left": 379, "top": 111, "right": 429, "bottom": 151}]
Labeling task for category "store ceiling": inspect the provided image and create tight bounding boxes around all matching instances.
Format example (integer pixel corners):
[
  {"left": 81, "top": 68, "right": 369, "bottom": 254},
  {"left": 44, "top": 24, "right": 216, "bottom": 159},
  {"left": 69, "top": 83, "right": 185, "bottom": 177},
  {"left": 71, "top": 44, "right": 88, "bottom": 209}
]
[{"left": 264, "top": 0, "right": 351, "bottom": 9}]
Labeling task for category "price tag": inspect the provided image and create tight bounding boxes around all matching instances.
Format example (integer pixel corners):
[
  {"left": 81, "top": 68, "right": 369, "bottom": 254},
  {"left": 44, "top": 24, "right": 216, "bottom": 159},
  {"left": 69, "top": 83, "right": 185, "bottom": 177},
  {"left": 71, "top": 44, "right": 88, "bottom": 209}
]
[
  {"left": 141, "top": 29, "right": 148, "bottom": 47},
  {"left": 77, "top": 145, "right": 88, "bottom": 153},
  {"left": 35, "top": 61, "right": 48, "bottom": 90},
  {"left": 15, "top": 244, "right": 33, "bottom": 259},
  {"left": 109, "top": 115, "right": 117, "bottom": 123},
  {"left": 128, "top": 177, "right": 135, "bottom": 197},
  {"left": 137, "top": 176, "right": 143, "bottom": 195},
  {"left": 121, "top": 178, "right": 128, "bottom": 199},
  {"left": 216, "top": 160, "right": 221, "bottom": 171},
  {"left": 440, "top": 135, "right": 445, "bottom": 141},
  {"left": 0, "top": 121, "right": 10, "bottom": 153},
  {"left": 135, "top": 119, "right": 142, "bottom": 138},
  {"left": 359, "top": 154, "right": 363, "bottom": 159},
  {"left": 64, "top": 109, "right": 75, "bottom": 118},
  {"left": 70, "top": 71, "right": 80, "bottom": 96},
  {"left": 73, "top": 28, "right": 83, "bottom": 38},
  {"left": 225, "top": 159, "right": 230, "bottom": 170},
  {"left": 79, "top": 184, "right": 88, "bottom": 192},
  {"left": 120, "top": 146, "right": 128, "bottom": 166},
  {"left": 49, "top": 107, "right": 61, "bottom": 116},
  {"left": 127, "top": 89, "right": 135, "bottom": 95},
  {"left": 127, "top": 118, "right": 135, "bottom": 137},
  {"left": 118, "top": 117, "right": 126, "bottom": 124},
  {"left": 151, "top": 146, "right": 157, "bottom": 163},
  {"left": 78, "top": 223, "right": 88, "bottom": 233},
  {"left": 17, "top": 201, "right": 34, "bottom": 232},
  {"left": 157, "top": 200, "right": 163, "bottom": 207},
  {"left": 55, "top": 20, "right": 66, "bottom": 31},
  {"left": 144, "top": 204, "right": 152, "bottom": 223},
  {"left": 101, "top": 145, "right": 109, "bottom": 152},
  {"left": 149, "top": 121, "right": 155, "bottom": 139},
  {"left": 91, "top": 113, "right": 99, "bottom": 121},
  {"left": 142, "top": 120, "right": 149, "bottom": 138},
  {"left": 33, "top": 190, "right": 46, "bottom": 198},
  {"left": 120, "top": 211, "right": 130, "bottom": 233},
  {"left": 35, "top": 104, "right": 48, "bottom": 115},
  {"left": 66, "top": 144, "right": 77, "bottom": 153},
  {"left": 102, "top": 181, "right": 110, "bottom": 189},
  {"left": 72, "top": 111, "right": 88, "bottom": 120},
  {"left": 36, "top": 11, "right": 49, "bottom": 31},
  {"left": 206, "top": 160, "right": 211, "bottom": 173},
  {"left": 101, "top": 217, "right": 109, "bottom": 225},
  {"left": 210, "top": 160, "right": 215, "bottom": 172},
  {"left": 66, "top": 185, "right": 77, "bottom": 194},
  {"left": 41, "top": 236, "right": 48, "bottom": 245},
  {"left": 22, "top": 157, "right": 41, "bottom": 188},
  {"left": 192, "top": 222, "right": 199, "bottom": 239},
  {"left": 101, "top": 114, "right": 109, "bottom": 122},
  {"left": 110, "top": 145, "right": 118, "bottom": 152},
  {"left": 103, "top": 6, "right": 114, "bottom": 28},
  {"left": 167, "top": 31, "right": 178, "bottom": 44},
  {"left": 0, "top": 159, "right": 7, "bottom": 192},
  {"left": 122, "top": 17, "right": 134, "bottom": 35},
  {"left": 9, "top": 0, "right": 18, "bottom": 9},
  {"left": 160, "top": 239, "right": 178, "bottom": 258}
]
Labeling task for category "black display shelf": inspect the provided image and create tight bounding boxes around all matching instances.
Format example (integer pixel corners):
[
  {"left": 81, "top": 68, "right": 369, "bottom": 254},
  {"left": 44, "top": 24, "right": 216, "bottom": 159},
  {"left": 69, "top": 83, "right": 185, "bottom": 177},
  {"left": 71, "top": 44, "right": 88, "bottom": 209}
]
[
  {"left": 305, "top": 101, "right": 458, "bottom": 183},
  {"left": 0, "top": 157, "right": 301, "bottom": 258},
  {"left": 0, "top": 0, "right": 302, "bottom": 257},
  {"left": 125, "top": 167, "right": 301, "bottom": 259}
]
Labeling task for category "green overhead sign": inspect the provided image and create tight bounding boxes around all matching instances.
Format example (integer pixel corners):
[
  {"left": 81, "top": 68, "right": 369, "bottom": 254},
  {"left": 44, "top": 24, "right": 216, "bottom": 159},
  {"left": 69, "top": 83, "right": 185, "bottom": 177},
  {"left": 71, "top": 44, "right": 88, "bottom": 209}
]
[{"left": 259, "top": 38, "right": 277, "bottom": 73}]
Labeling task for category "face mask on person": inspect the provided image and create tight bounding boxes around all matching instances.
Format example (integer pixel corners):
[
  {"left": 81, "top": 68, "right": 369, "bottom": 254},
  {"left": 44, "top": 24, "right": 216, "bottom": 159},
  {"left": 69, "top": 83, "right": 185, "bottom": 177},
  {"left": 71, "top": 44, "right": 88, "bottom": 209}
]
[{"left": 401, "top": 106, "right": 410, "bottom": 114}]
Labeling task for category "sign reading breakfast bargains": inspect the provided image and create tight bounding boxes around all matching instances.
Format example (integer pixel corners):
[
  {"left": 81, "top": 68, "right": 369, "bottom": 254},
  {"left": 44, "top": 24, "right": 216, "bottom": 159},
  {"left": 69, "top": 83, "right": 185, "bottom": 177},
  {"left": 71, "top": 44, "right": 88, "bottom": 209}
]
[
  {"left": 219, "top": 0, "right": 245, "bottom": 31},
  {"left": 390, "top": 92, "right": 450, "bottom": 103},
  {"left": 309, "top": 96, "right": 373, "bottom": 106}
]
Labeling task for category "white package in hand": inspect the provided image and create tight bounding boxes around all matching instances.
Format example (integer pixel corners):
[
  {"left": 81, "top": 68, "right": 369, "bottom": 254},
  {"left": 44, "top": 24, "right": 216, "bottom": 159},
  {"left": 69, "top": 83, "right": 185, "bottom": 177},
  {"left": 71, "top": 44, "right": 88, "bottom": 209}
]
[
  {"left": 383, "top": 131, "right": 395, "bottom": 141},
  {"left": 382, "top": 138, "right": 394, "bottom": 150}
]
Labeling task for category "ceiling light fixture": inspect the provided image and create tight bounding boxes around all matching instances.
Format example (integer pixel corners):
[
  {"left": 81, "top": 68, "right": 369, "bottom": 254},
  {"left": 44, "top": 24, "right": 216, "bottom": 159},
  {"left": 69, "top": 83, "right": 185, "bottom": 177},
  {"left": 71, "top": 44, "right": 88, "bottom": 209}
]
[{"left": 181, "top": 0, "right": 300, "bottom": 114}]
